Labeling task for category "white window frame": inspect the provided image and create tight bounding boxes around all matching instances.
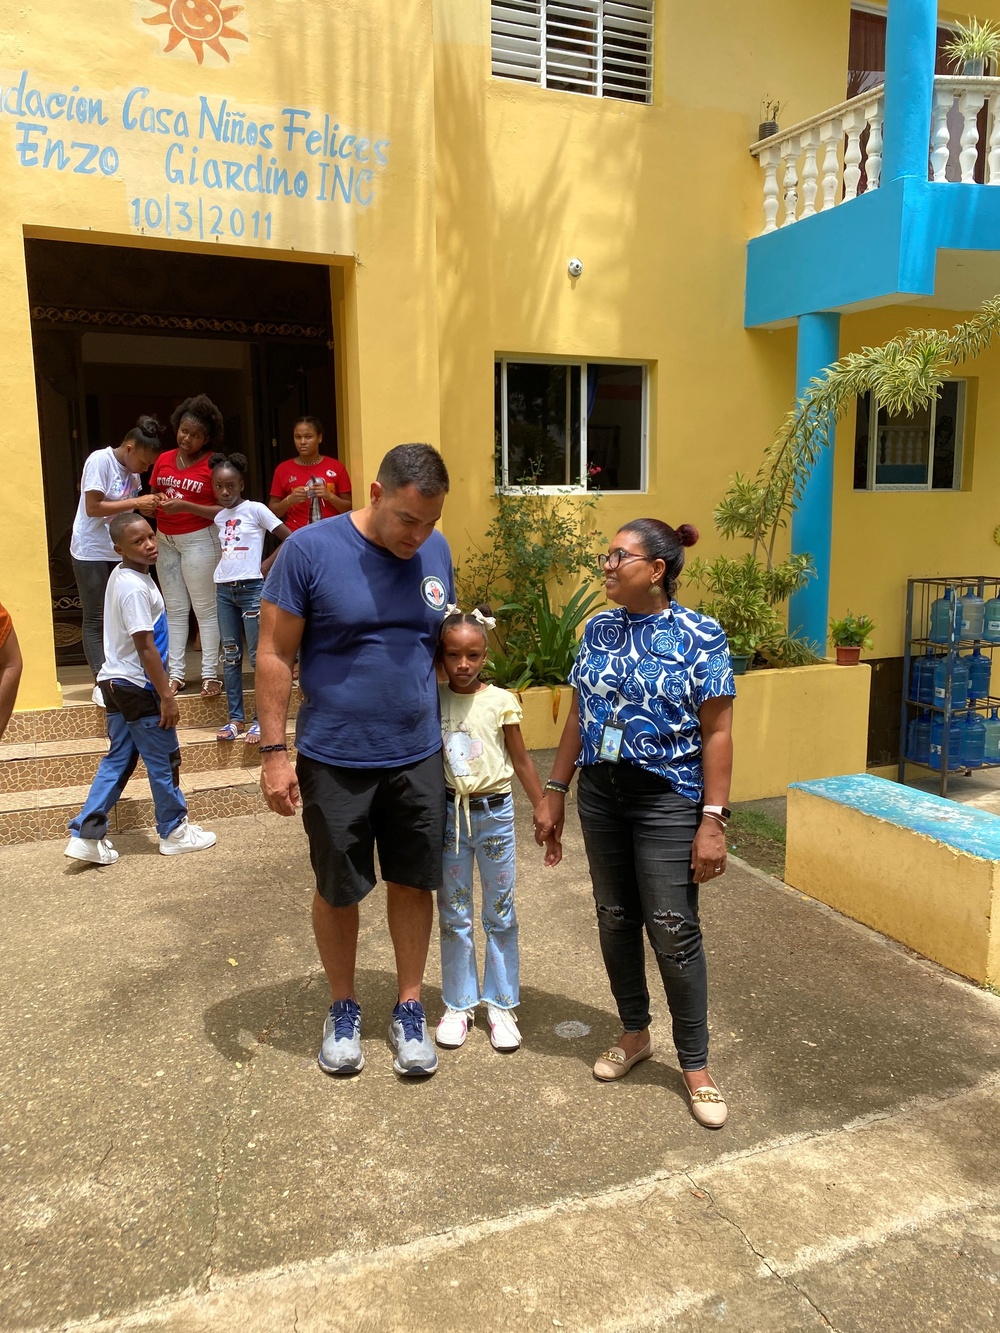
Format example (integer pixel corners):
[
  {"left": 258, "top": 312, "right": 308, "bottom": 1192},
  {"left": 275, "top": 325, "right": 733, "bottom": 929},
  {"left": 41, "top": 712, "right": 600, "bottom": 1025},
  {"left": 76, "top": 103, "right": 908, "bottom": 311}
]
[
  {"left": 495, "top": 354, "right": 649, "bottom": 494},
  {"left": 490, "top": 1, "right": 655, "bottom": 104},
  {"left": 860, "top": 380, "right": 966, "bottom": 492}
]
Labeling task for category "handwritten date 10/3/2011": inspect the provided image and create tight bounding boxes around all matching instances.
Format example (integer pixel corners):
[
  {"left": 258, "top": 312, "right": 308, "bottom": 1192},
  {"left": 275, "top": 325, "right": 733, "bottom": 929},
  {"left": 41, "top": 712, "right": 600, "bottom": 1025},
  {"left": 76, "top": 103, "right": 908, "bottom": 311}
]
[{"left": 129, "top": 195, "right": 272, "bottom": 242}]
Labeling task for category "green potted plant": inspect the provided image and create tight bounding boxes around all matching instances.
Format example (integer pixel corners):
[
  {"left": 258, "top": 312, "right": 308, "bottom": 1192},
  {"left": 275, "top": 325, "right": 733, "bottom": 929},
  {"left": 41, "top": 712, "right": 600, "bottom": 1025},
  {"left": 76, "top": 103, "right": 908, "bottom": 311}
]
[
  {"left": 758, "top": 96, "right": 782, "bottom": 141},
  {"left": 829, "top": 612, "right": 875, "bottom": 666},
  {"left": 944, "top": 17, "right": 1000, "bottom": 76}
]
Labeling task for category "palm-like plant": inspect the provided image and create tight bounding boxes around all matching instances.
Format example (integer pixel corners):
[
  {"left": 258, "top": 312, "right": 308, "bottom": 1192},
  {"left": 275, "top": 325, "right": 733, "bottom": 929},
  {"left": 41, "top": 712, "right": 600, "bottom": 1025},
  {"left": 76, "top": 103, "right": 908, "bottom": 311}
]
[{"left": 943, "top": 17, "right": 1000, "bottom": 72}]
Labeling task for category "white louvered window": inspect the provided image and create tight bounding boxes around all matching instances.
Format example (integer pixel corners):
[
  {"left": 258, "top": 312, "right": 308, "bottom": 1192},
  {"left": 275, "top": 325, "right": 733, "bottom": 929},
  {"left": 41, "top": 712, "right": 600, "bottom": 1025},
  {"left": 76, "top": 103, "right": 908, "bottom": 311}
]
[{"left": 491, "top": 1, "right": 654, "bottom": 104}]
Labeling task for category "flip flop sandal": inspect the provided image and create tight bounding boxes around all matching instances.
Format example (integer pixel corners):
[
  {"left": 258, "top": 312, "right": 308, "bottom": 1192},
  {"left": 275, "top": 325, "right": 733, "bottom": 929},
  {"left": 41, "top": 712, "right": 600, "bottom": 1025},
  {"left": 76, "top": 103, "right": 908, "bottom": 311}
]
[
  {"left": 244, "top": 722, "right": 261, "bottom": 745},
  {"left": 168, "top": 679, "right": 186, "bottom": 696},
  {"left": 217, "top": 722, "right": 242, "bottom": 742},
  {"left": 200, "top": 679, "right": 223, "bottom": 699}
]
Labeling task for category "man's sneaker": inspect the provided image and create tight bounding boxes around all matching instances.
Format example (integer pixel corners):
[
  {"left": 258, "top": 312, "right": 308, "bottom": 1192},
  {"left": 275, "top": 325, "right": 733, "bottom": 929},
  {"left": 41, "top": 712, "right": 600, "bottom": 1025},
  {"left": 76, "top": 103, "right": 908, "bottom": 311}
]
[
  {"left": 65, "top": 836, "right": 118, "bottom": 866},
  {"left": 159, "top": 820, "right": 217, "bottom": 856},
  {"left": 389, "top": 1000, "right": 438, "bottom": 1076},
  {"left": 435, "top": 1008, "right": 473, "bottom": 1049},
  {"left": 91, "top": 684, "right": 106, "bottom": 708},
  {"left": 318, "top": 999, "right": 364, "bottom": 1075},
  {"left": 487, "top": 1003, "right": 521, "bottom": 1052}
]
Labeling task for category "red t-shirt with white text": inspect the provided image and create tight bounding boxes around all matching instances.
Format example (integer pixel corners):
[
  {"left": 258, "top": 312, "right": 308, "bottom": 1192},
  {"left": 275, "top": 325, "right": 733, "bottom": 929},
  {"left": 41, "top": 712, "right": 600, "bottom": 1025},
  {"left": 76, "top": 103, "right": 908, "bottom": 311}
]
[
  {"left": 270, "top": 456, "right": 352, "bottom": 532},
  {"left": 150, "top": 450, "right": 216, "bottom": 535}
]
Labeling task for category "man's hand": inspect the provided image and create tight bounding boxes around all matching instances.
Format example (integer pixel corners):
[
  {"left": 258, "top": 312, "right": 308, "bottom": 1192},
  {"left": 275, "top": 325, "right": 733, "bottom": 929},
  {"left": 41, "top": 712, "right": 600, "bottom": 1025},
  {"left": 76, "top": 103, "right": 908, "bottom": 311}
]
[
  {"left": 260, "top": 753, "right": 300, "bottom": 815},
  {"left": 159, "top": 693, "right": 180, "bottom": 730}
]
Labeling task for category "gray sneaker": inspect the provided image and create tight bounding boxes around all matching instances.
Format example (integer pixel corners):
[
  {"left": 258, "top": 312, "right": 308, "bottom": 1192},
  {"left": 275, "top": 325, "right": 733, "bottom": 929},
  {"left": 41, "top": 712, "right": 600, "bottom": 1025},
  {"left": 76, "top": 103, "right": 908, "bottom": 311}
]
[
  {"left": 318, "top": 999, "right": 364, "bottom": 1075},
  {"left": 389, "top": 1000, "right": 438, "bottom": 1076}
]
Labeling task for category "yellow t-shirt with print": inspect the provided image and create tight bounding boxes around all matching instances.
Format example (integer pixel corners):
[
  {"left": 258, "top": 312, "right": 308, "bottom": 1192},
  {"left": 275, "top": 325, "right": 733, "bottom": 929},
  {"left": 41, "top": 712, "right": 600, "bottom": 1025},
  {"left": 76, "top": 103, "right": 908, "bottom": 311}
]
[{"left": 439, "top": 683, "right": 522, "bottom": 798}]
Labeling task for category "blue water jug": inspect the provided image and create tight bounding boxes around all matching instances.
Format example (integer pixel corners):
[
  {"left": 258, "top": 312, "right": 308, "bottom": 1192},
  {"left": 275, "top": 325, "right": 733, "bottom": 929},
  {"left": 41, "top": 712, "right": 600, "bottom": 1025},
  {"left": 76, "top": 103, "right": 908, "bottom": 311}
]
[
  {"left": 929, "top": 587, "right": 957, "bottom": 644},
  {"left": 960, "top": 711, "right": 987, "bottom": 768},
  {"left": 908, "top": 711, "right": 932, "bottom": 765},
  {"left": 913, "top": 650, "right": 938, "bottom": 705},
  {"left": 930, "top": 714, "right": 963, "bottom": 770},
  {"left": 984, "top": 597, "right": 1000, "bottom": 643},
  {"left": 985, "top": 708, "right": 1000, "bottom": 763},
  {"left": 965, "top": 647, "right": 992, "bottom": 700},
  {"left": 933, "top": 653, "right": 969, "bottom": 710},
  {"left": 960, "top": 586, "right": 985, "bottom": 640}
]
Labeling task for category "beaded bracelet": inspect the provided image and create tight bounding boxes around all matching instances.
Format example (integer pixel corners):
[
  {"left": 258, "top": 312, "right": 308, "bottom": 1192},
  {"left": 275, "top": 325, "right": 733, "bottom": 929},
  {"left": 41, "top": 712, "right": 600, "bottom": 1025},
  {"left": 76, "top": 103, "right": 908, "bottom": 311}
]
[
  {"left": 259, "top": 743, "right": 288, "bottom": 754},
  {"left": 545, "top": 779, "right": 570, "bottom": 794}
]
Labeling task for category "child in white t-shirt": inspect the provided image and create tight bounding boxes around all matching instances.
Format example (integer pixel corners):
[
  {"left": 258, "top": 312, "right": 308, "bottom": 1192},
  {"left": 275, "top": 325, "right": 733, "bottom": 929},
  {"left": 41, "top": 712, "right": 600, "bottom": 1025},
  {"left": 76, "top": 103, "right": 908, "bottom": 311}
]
[
  {"left": 210, "top": 453, "right": 290, "bottom": 744},
  {"left": 435, "top": 604, "right": 561, "bottom": 1054}
]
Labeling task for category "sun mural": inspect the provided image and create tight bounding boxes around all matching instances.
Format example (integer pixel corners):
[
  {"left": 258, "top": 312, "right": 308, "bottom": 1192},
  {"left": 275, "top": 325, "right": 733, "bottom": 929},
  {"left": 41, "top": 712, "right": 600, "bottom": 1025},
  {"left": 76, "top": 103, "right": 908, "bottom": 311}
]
[{"left": 143, "top": 0, "right": 248, "bottom": 64}]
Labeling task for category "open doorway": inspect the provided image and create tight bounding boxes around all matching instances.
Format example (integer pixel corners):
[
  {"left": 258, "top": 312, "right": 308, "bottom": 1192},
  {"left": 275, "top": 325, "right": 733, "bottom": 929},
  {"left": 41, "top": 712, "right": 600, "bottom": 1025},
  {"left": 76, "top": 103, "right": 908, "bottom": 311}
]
[{"left": 26, "top": 238, "right": 339, "bottom": 665}]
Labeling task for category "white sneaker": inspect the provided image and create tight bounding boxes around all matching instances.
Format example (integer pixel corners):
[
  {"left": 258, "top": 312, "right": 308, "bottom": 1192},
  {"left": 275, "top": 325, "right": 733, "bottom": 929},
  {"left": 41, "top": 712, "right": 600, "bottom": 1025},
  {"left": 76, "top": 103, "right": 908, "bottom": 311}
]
[
  {"left": 159, "top": 820, "right": 217, "bottom": 856},
  {"left": 65, "top": 836, "right": 118, "bottom": 865},
  {"left": 92, "top": 684, "right": 106, "bottom": 708},
  {"left": 435, "top": 1008, "right": 473, "bottom": 1048},
  {"left": 486, "top": 1004, "right": 521, "bottom": 1051}
]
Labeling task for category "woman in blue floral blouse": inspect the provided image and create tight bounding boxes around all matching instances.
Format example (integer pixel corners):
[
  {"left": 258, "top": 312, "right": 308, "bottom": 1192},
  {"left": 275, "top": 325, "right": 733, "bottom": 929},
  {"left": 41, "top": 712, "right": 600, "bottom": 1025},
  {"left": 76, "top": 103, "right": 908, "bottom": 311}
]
[{"left": 535, "top": 519, "right": 735, "bottom": 1128}]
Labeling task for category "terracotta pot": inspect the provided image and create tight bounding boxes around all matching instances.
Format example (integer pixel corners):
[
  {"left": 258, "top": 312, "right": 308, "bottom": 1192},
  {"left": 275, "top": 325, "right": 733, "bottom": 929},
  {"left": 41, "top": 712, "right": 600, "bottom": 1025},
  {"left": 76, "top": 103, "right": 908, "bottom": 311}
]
[{"left": 835, "top": 645, "right": 862, "bottom": 666}]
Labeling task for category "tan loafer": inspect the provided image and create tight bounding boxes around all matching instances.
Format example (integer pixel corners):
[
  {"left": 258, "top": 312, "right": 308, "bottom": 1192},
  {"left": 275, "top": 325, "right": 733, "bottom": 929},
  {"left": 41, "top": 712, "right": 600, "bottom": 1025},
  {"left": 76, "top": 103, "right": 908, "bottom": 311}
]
[
  {"left": 593, "top": 1035, "right": 654, "bottom": 1081},
  {"left": 688, "top": 1084, "right": 728, "bottom": 1129}
]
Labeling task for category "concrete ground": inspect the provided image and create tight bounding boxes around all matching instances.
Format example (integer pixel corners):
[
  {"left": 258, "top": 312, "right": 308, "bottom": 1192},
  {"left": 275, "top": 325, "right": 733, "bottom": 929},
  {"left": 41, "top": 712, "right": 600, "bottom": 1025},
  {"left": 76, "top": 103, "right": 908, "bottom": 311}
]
[{"left": 3, "top": 772, "right": 1000, "bottom": 1333}]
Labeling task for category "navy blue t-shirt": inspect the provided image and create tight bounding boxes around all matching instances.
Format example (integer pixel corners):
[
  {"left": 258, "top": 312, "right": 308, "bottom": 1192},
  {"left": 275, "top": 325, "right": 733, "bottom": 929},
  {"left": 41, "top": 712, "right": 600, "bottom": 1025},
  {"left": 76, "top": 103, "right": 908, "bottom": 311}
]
[{"left": 263, "top": 514, "right": 454, "bottom": 768}]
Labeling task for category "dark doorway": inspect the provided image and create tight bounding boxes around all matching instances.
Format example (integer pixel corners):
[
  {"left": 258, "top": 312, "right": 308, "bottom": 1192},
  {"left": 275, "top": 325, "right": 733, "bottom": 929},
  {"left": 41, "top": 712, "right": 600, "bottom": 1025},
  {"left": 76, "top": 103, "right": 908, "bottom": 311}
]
[{"left": 26, "top": 239, "right": 338, "bottom": 663}]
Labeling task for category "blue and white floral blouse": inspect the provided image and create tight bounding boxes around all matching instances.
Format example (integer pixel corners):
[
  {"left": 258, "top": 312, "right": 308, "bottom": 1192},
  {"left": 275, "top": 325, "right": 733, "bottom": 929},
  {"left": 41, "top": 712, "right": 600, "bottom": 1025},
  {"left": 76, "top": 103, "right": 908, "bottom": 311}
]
[{"left": 568, "top": 603, "right": 736, "bottom": 802}]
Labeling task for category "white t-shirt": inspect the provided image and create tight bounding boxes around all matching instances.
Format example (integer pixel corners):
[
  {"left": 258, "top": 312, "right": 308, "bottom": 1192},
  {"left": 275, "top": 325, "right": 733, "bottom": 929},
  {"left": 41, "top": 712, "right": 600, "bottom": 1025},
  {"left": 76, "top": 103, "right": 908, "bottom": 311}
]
[
  {"left": 70, "top": 448, "right": 140, "bottom": 562},
  {"left": 214, "top": 500, "right": 283, "bottom": 583},
  {"left": 97, "top": 565, "right": 168, "bottom": 689}
]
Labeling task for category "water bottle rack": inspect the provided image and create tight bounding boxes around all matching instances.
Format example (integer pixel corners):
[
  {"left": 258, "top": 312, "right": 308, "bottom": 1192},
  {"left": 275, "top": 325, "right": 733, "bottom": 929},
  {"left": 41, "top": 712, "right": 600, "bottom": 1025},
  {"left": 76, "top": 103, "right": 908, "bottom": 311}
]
[{"left": 900, "top": 576, "right": 1000, "bottom": 797}]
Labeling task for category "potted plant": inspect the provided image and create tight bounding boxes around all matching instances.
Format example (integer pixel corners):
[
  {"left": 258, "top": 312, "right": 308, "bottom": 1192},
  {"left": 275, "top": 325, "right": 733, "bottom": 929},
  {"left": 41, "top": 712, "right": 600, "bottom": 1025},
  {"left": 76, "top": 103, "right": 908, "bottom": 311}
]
[
  {"left": 758, "top": 97, "right": 782, "bottom": 141},
  {"left": 944, "top": 18, "right": 1000, "bottom": 77},
  {"left": 727, "top": 631, "right": 758, "bottom": 677},
  {"left": 829, "top": 612, "right": 875, "bottom": 666}
]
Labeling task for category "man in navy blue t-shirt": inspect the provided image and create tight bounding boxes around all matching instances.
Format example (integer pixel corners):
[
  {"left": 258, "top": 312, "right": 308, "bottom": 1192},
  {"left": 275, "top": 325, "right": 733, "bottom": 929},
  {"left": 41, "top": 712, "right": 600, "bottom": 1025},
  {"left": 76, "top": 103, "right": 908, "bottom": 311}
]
[{"left": 258, "top": 443, "right": 454, "bottom": 1080}]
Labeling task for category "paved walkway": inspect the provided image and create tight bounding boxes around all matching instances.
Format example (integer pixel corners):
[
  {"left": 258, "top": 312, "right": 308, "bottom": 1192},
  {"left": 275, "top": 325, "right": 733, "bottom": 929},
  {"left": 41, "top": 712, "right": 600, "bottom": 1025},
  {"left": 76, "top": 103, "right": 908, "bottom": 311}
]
[{"left": 2, "top": 783, "right": 1000, "bottom": 1332}]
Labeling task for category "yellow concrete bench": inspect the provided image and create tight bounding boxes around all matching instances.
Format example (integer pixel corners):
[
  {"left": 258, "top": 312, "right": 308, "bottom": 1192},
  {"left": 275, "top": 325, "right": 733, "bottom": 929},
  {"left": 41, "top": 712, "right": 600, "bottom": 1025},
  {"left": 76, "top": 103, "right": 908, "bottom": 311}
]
[{"left": 786, "top": 774, "right": 1000, "bottom": 985}]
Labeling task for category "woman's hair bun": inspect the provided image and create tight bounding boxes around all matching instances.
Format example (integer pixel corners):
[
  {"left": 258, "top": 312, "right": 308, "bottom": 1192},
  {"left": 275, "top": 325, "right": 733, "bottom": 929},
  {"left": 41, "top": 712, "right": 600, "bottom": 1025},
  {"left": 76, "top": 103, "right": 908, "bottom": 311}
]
[
  {"left": 675, "top": 523, "right": 699, "bottom": 548},
  {"left": 137, "top": 415, "right": 163, "bottom": 436}
]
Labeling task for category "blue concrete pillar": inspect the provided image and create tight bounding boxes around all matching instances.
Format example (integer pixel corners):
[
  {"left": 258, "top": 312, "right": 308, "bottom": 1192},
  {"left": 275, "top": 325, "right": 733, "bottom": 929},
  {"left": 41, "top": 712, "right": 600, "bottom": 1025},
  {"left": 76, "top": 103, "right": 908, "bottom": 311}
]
[
  {"left": 881, "top": 0, "right": 937, "bottom": 182},
  {"left": 788, "top": 312, "right": 841, "bottom": 651}
]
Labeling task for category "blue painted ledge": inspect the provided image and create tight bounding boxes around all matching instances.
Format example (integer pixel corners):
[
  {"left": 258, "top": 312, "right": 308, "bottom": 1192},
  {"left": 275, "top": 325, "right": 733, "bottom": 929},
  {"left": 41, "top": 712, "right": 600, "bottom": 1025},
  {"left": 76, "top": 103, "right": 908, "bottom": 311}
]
[{"left": 790, "top": 773, "right": 1000, "bottom": 861}]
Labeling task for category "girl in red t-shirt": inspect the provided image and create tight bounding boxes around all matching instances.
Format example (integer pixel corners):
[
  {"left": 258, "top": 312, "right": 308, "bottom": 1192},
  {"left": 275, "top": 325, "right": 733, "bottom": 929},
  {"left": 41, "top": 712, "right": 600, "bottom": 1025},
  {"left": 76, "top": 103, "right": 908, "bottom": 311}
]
[
  {"left": 150, "top": 395, "right": 225, "bottom": 696},
  {"left": 268, "top": 416, "right": 352, "bottom": 532}
]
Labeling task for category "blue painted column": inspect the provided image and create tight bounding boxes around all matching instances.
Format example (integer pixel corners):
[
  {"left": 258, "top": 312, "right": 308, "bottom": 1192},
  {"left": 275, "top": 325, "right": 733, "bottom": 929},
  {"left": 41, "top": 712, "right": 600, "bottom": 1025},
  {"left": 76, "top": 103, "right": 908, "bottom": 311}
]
[
  {"left": 881, "top": 0, "right": 937, "bottom": 182},
  {"left": 788, "top": 312, "right": 841, "bottom": 651}
]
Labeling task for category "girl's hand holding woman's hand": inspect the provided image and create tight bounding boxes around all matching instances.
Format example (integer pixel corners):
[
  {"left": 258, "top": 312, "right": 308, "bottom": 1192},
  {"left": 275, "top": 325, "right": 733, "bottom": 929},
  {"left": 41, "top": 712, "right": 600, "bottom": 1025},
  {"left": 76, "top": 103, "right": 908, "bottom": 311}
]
[
  {"left": 691, "top": 818, "right": 728, "bottom": 884},
  {"left": 532, "top": 793, "right": 561, "bottom": 846}
]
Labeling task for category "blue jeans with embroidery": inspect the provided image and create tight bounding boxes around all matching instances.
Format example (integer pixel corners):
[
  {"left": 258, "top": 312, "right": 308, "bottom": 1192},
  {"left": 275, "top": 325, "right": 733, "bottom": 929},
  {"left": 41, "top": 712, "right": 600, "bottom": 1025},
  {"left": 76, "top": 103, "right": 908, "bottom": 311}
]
[
  {"left": 438, "top": 794, "right": 519, "bottom": 1011},
  {"left": 217, "top": 578, "right": 263, "bottom": 723}
]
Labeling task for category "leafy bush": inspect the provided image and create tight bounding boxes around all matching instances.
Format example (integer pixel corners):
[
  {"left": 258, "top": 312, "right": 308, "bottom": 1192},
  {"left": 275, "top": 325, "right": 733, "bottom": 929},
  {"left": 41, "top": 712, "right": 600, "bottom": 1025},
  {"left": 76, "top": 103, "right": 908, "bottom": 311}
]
[{"left": 686, "top": 551, "right": 821, "bottom": 666}]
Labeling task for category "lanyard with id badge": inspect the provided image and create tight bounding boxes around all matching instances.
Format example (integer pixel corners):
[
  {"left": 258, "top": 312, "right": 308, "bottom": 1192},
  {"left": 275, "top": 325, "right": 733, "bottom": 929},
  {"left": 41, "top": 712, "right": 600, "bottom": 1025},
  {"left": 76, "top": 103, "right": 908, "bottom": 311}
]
[{"left": 598, "top": 628, "right": 654, "bottom": 764}]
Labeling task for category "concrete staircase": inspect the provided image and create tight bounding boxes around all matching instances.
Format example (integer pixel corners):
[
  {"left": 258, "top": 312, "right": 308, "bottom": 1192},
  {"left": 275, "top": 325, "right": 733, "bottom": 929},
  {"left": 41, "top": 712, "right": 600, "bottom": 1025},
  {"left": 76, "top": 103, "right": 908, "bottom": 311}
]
[{"left": 0, "top": 686, "right": 299, "bottom": 846}]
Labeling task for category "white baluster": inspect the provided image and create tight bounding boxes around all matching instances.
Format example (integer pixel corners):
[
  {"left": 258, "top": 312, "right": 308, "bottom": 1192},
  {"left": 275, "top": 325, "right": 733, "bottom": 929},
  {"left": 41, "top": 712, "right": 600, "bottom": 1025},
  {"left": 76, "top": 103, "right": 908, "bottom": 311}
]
[
  {"left": 959, "top": 89, "right": 983, "bottom": 183},
  {"left": 865, "top": 96, "right": 883, "bottom": 191},
  {"left": 843, "top": 108, "right": 865, "bottom": 200},
  {"left": 930, "top": 87, "right": 952, "bottom": 182},
  {"left": 781, "top": 136, "right": 799, "bottom": 226},
  {"left": 988, "top": 92, "right": 1000, "bottom": 183},
  {"left": 800, "top": 128, "right": 819, "bottom": 217},
  {"left": 760, "top": 143, "right": 781, "bottom": 234},
  {"left": 819, "top": 117, "right": 841, "bottom": 211}
]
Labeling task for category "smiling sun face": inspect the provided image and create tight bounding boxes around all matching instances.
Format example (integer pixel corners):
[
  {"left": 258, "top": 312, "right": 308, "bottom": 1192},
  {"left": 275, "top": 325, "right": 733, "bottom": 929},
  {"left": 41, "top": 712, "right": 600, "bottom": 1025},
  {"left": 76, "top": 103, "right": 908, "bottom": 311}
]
[{"left": 144, "top": 0, "right": 248, "bottom": 64}]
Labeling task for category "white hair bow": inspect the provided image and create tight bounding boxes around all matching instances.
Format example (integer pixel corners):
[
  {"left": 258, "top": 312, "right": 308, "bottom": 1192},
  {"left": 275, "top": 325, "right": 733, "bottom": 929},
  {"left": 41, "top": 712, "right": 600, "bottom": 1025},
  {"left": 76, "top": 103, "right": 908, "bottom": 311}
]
[{"left": 444, "top": 602, "right": 497, "bottom": 630}]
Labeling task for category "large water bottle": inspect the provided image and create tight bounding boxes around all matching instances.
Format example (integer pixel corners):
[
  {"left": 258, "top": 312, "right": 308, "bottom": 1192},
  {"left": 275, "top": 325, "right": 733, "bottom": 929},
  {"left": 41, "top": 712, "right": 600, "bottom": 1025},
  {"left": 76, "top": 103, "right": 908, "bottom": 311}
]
[
  {"left": 929, "top": 587, "right": 957, "bottom": 643},
  {"left": 960, "top": 711, "right": 987, "bottom": 768},
  {"left": 933, "top": 653, "right": 969, "bottom": 709},
  {"left": 984, "top": 708, "right": 1000, "bottom": 763},
  {"left": 908, "top": 711, "right": 932, "bottom": 765},
  {"left": 914, "top": 650, "right": 938, "bottom": 705},
  {"left": 930, "top": 714, "right": 964, "bottom": 770},
  {"left": 984, "top": 596, "right": 1000, "bottom": 643},
  {"left": 965, "top": 647, "right": 992, "bottom": 700},
  {"left": 960, "top": 586, "right": 985, "bottom": 640}
]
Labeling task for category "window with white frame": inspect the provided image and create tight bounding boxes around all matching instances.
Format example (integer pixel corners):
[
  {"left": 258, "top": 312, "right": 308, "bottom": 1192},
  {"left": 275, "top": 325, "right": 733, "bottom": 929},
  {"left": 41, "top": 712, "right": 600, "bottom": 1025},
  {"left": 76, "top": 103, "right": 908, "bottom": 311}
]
[
  {"left": 853, "top": 381, "right": 966, "bottom": 490},
  {"left": 494, "top": 358, "right": 647, "bottom": 490},
  {"left": 491, "top": 1, "right": 654, "bottom": 103}
]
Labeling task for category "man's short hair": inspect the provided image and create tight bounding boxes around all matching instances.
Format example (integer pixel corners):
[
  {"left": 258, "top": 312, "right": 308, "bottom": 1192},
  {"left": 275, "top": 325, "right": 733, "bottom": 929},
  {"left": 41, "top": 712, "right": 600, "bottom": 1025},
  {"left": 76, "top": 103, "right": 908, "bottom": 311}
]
[
  {"left": 377, "top": 444, "right": 450, "bottom": 497},
  {"left": 109, "top": 511, "right": 148, "bottom": 545}
]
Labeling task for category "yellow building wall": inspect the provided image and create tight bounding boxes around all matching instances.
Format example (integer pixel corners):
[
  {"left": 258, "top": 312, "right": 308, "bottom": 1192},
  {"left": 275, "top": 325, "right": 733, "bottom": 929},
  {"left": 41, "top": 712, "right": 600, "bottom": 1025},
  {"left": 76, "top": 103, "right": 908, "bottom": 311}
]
[{"left": 0, "top": 0, "right": 441, "bottom": 708}]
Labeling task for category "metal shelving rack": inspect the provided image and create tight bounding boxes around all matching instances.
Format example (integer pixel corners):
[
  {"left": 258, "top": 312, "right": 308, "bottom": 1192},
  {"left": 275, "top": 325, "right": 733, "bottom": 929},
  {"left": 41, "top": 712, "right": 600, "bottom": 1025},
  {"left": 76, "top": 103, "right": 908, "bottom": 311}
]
[{"left": 900, "top": 576, "right": 1000, "bottom": 797}]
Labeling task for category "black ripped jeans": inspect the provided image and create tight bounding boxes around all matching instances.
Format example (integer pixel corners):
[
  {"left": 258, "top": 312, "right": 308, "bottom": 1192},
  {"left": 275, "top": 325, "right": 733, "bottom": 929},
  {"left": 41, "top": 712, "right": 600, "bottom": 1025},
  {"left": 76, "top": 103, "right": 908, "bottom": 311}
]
[{"left": 577, "top": 762, "right": 709, "bottom": 1070}]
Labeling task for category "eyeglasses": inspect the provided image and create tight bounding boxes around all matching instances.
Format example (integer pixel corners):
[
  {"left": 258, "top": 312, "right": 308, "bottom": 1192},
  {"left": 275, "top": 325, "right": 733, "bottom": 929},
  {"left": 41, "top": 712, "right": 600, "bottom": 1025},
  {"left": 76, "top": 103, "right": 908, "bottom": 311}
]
[{"left": 598, "top": 549, "right": 654, "bottom": 571}]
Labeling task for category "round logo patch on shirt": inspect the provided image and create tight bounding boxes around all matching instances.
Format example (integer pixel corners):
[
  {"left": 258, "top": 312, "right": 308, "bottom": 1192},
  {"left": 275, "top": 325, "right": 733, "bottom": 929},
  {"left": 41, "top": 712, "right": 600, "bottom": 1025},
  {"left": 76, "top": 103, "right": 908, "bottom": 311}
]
[{"left": 421, "top": 576, "right": 447, "bottom": 611}]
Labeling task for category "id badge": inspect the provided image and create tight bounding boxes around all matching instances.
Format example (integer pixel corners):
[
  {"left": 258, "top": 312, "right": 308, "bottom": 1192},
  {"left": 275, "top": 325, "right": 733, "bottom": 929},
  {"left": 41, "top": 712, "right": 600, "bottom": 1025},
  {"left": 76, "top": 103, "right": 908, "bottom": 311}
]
[{"left": 599, "top": 720, "right": 626, "bottom": 764}]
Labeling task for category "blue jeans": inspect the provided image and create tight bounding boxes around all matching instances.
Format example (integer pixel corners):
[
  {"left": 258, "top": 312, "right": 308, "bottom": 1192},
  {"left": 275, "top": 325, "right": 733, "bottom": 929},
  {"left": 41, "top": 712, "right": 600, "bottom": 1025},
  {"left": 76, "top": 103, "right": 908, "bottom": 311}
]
[
  {"left": 69, "top": 704, "right": 187, "bottom": 840},
  {"left": 216, "top": 579, "right": 263, "bottom": 723},
  {"left": 577, "top": 763, "right": 709, "bottom": 1071},
  {"left": 438, "top": 794, "right": 519, "bottom": 1011}
]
